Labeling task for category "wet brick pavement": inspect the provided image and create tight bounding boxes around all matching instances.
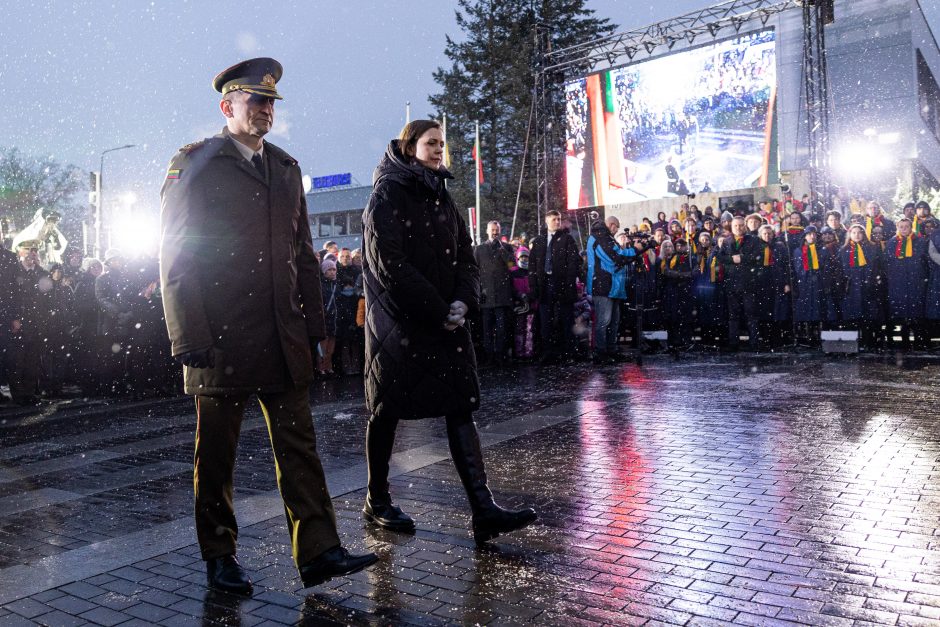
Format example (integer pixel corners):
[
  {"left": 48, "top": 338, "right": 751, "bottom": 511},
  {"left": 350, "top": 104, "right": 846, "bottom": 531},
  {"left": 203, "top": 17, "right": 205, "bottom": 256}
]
[{"left": 1, "top": 352, "right": 940, "bottom": 625}]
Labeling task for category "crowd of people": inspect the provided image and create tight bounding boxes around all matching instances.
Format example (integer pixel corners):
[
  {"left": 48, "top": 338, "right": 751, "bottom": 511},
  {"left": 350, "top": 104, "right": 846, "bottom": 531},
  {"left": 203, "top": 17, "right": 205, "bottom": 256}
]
[
  {"left": 0, "top": 231, "right": 368, "bottom": 406},
  {"left": 3, "top": 187, "right": 939, "bottom": 406},
  {"left": 473, "top": 193, "right": 940, "bottom": 366}
]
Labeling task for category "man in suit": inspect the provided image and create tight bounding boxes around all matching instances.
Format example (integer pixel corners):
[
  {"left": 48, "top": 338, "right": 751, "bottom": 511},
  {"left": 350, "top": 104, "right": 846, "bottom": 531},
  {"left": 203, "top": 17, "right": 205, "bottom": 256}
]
[
  {"left": 473, "top": 220, "right": 515, "bottom": 366},
  {"left": 160, "top": 57, "right": 376, "bottom": 596},
  {"left": 529, "top": 210, "right": 581, "bottom": 364}
]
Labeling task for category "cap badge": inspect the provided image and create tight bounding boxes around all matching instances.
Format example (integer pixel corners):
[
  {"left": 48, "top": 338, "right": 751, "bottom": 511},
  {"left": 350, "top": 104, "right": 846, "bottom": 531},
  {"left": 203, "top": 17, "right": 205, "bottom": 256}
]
[{"left": 261, "top": 74, "right": 276, "bottom": 89}]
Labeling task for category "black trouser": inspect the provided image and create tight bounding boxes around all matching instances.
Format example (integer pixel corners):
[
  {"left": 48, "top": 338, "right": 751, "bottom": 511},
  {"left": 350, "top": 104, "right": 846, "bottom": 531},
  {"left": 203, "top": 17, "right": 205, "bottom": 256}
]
[
  {"left": 366, "top": 412, "right": 494, "bottom": 514},
  {"left": 480, "top": 306, "right": 509, "bottom": 360},
  {"left": 194, "top": 387, "right": 340, "bottom": 566},
  {"left": 726, "top": 290, "right": 758, "bottom": 348},
  {"left": 538, "top": 279, "right": 574, "bottom": 358}
]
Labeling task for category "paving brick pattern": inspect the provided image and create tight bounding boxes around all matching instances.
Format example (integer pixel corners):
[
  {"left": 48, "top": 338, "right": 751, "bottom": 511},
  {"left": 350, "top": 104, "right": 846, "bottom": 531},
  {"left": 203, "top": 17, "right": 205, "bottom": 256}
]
[{"left": 1, "top": 353, "right": 940, "bottom": 624}]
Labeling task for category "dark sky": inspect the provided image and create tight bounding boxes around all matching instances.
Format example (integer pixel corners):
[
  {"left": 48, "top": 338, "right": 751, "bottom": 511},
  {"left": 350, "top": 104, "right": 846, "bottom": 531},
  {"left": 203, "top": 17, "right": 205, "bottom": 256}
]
[{"left": 2, "top": 0, "right": 937, "bottom": 225}]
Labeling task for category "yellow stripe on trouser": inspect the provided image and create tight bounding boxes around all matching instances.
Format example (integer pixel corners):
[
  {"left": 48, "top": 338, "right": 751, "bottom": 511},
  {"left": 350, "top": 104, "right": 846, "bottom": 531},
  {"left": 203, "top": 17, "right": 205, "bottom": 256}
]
[{"left": 194, "top": 389, "right": 340, "bottom": 567}]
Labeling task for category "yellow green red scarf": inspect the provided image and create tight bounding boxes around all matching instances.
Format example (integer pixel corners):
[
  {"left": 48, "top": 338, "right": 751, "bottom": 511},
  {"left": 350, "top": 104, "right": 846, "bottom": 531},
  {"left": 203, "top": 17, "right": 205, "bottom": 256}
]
[
  {"left": 710, "top": 255, "right": 722, "bottom": 282},
  {"left": 895, "top": 234, "right": 914, "bottom": 259},
  {"left": 802, "top": 244, "right": 819, "bottom": 271},
  {"left": 763, "top": 245, "right": 774, "bottom": 267},
  {"left": 849, "top": 242, "right": 867, "bottom": 267}
]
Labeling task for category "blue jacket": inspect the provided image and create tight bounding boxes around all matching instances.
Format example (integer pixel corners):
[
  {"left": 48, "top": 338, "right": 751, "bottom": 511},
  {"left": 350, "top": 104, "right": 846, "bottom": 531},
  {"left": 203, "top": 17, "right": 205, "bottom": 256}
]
[{"left": 586, "top": 220, "right": 634, "bottom": 299}]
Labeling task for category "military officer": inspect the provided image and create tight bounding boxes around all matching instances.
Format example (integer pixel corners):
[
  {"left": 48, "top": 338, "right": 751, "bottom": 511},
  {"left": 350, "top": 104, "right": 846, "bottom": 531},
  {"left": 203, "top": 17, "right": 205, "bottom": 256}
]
[{"left": 159, "top": 57, "right": 377, "bottom": 596}]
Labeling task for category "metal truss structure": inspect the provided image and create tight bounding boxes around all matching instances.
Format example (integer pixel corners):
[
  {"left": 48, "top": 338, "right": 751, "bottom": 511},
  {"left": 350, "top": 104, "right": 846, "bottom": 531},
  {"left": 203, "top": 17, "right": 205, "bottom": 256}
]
[{"left": 532, "top": 0, "right": 833, "bottom": 218}]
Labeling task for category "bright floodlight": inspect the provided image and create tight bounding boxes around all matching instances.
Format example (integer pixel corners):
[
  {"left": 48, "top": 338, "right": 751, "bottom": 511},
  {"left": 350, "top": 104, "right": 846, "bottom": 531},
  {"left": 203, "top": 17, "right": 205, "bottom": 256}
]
[
  {"left": 833, "top": 142, "right": 895, "bottom": 179},
  {"left": 120, "top": 191, "right": 138, "bottom": 206},
  {"left": 111, "top": 213, "right": 158, "bottom": 257}
]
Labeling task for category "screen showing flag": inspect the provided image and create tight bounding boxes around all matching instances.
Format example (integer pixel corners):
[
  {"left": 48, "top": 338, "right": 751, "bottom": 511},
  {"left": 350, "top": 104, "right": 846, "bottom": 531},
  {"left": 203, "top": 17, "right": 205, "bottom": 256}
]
[{"left": 564, "top": 29, "right": 777, "bottom": 209}]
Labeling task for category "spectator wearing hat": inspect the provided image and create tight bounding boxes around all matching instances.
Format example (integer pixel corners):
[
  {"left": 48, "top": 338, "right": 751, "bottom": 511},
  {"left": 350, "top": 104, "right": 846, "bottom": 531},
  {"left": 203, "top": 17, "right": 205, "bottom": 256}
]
[
  {"left": 9, "top": 240, "right": 50, "bottom": 404},
  {"left": 667, "top": 218, "right": 684, "bottom": 242},
  {"left": 744, "top": 213, "right": 763, "bottom": 237},
  {"left": 652, "top": 211, "right": 668, "bottom": 233},
  {"left": 317, "top": 259, "right": 339, "bottom": 376},
  {"left": 586, "top": 215, "right": 634, "bottom": 364},
  {"left": 884, "top": 218, "right": 929, "bottom": 349},
  {"left": 62, "top": 248, "right": 84, "bottom": 280},
  {"left": 865, "top": 201, "right": 896, "bottom": 240},
  {"left": 160, "top": 57, "right": 376, "bottom": 595},
  {"left": 95, "top": 249, "right": 136, "bottom": 395},
  {"left": 474, "top": 220, "right": 514, "bottom": 366},
  {"left": 719, "top": 211, "right": 734, "bottom": 234},
  {"left": 902, "top": 201, "right": 916, "bottom": 223},
  {"left": 509, "top": 246, "right": 535, "bottom": 359}
]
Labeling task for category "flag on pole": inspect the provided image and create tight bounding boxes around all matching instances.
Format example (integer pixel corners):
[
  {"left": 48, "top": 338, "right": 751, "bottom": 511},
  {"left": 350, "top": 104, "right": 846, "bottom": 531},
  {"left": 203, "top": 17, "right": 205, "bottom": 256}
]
[{"left": 471, "top": 141, "right": 484, "bottom": 184}]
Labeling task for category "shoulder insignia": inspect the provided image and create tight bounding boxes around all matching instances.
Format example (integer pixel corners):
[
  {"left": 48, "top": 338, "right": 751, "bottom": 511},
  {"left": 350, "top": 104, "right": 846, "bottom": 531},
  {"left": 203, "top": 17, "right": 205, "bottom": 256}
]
[{"left": 179, "top": 140, "right": 207, "bottom": 155}]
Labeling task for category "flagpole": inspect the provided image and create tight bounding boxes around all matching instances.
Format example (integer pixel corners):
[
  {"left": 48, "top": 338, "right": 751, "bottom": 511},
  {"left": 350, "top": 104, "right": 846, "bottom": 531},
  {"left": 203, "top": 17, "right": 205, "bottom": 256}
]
[
  {"left": 475, "top": 120, "right": 481, "bottom": 246},
  {"left": 405, "top": 101, "right": 411, "bottom": 124}
]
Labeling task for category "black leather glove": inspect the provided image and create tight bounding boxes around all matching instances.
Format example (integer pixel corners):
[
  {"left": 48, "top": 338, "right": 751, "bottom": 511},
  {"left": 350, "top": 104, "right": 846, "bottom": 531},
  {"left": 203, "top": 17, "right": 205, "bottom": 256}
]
[{"left": 175, "top": 347, "right": 215, "bottom": 369}]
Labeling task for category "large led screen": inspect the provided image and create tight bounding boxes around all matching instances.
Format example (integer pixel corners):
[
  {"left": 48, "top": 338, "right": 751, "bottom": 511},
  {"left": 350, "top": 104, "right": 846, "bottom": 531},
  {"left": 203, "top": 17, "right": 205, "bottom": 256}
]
[{"left": 565, "top": 30, "right": 777, "bottom": 209}]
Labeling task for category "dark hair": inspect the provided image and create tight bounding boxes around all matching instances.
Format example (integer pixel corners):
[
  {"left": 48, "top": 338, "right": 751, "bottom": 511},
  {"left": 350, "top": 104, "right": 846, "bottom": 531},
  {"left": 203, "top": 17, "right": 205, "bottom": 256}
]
[
  {"left": 398, "top": 119, "right": 442, "bottom": 158},
  {"left": 546, "top": 210, "right": 561, "bottom": 218}
]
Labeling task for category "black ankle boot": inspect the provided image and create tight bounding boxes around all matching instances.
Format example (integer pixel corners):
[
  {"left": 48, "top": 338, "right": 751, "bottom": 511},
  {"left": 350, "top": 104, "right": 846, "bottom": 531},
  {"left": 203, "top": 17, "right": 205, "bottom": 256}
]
[
  {"left": 363, "top": 417, "right": 415, "bottom": 531},
  {"left": 363, "top": 498, "right": 415, "bottom": 532},
  {"left": 445, "top": 415, "right": 537, "bottom": 545}
]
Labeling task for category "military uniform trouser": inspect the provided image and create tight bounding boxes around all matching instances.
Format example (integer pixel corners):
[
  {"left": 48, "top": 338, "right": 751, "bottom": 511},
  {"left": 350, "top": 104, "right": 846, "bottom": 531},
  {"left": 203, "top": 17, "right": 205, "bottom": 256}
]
[{"left": 194, "top": 386, "right": 341, "bottom": 567}]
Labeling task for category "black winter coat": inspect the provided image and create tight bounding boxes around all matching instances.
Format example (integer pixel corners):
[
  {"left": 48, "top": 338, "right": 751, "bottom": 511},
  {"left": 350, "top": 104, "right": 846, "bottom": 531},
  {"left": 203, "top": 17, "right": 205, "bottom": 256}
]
[
  {"left": 473, "top": 239, "right": 514, "bottom": 308},
  {"left": 362, "top": 141, "right": 480, "bottom": 421},
  {"left": 529, "top": 228, "right": 581, "bottom": 303}
]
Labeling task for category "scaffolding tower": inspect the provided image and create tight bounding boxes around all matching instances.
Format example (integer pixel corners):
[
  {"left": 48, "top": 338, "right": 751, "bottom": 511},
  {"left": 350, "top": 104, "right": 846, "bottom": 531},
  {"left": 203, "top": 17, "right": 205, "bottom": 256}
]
[{"left": 532, "top": 0, "right": 833, "bottom": 217}]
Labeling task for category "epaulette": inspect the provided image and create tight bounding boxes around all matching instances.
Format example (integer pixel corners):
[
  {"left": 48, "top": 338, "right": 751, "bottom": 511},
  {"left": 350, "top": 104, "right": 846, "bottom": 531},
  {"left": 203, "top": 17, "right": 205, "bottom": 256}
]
[{"left": 179, "top": 139, "right": 208, "bottom": 155}]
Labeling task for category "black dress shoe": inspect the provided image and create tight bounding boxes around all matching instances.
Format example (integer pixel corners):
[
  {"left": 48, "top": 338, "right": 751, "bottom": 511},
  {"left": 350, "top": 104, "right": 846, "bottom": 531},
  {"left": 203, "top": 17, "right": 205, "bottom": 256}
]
[
  {"left": 473, "top": 506, "right": 538, "bottom": 545},
  {"left": 363, "top": 500, "right": 416, "bottom": 532},
  {"left": 206, "top": 555, "right": 253, "bottom": 596},
  {"left": 299, "top": 546, "right": 379, "bottom": 588}
]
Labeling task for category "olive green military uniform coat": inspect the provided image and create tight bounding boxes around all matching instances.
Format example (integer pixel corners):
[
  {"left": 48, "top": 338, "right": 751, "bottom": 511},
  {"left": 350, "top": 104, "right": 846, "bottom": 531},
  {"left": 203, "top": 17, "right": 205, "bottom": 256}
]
[{"left": 160, "top": 128, "right": 324, "bottom": 396}]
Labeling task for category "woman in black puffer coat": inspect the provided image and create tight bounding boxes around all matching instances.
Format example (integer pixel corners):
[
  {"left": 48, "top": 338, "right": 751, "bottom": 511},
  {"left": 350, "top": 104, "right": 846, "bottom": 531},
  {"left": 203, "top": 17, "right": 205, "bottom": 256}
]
[{"left": 361, "top": 120, "right": 536, "bottom": 544}]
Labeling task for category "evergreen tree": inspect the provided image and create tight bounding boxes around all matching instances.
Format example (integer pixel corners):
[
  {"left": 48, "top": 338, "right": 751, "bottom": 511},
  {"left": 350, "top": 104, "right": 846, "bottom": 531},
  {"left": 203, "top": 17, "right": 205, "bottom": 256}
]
[{"left": 431, "top": 0, "right": 614, "bottom": 239}]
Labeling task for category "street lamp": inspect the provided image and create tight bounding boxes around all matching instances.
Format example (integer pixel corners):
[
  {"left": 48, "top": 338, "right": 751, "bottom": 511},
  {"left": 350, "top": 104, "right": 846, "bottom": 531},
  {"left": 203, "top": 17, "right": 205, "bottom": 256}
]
[{"left": 95, "top": 144, "right": 137, "bottom": 258}]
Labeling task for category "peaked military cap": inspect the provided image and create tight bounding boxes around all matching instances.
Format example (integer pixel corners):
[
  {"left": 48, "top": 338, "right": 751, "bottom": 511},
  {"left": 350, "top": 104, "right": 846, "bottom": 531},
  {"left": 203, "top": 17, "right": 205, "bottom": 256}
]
[{"left": 212, "top": 57, "right": 283, "bottom": 100}]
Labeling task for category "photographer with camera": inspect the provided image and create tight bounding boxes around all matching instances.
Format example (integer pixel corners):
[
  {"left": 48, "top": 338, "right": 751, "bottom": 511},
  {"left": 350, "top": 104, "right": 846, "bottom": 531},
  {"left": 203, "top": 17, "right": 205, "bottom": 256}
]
[{"left": 586, "top": 213, "right": 643, "bottom": 364}]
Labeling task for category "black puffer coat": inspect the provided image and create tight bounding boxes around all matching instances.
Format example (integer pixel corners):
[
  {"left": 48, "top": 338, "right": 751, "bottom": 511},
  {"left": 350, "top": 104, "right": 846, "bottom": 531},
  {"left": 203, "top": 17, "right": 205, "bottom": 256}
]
[{"left": 362, "top": 141, "right": 480, "bottom": 420}]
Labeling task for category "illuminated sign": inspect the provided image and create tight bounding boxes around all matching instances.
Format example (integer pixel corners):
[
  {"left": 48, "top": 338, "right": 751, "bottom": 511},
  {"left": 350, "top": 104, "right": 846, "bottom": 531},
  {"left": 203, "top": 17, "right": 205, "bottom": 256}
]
[{"left": 313, "top": 173, "right": 352, "bottom": 189}]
